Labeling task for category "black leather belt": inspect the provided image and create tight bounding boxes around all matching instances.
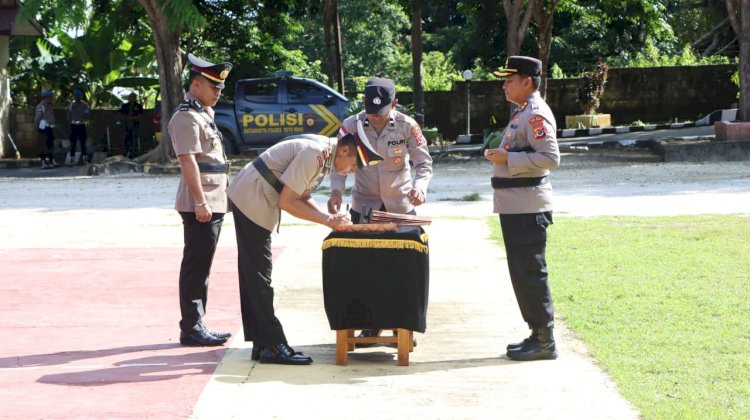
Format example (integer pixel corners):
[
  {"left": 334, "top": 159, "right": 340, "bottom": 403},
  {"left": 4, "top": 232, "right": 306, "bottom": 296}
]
[
  {"left": 197, "top": 163, "right": 229, "bottom": 173},
  {"left": 252, "top": 158, "right": 284, "bottom": 194},
  {"left": 491, "top": 176, "right": 548, "bottom": 189}
]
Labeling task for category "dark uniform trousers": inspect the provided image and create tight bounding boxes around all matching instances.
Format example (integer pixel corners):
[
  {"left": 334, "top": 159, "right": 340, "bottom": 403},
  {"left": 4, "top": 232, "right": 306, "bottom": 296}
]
[
  {"left": 178, "top": 211, "right": 224, "bottom": 333},
  {"left": 38, "top": 127, "right": 54, "bottom": 161},
  {"left": 231, "top": 201, "right": 288, "bottom": 347},
  {"left": 69, "top": 124, "right": 87, "bottom": 156},
  {"left": 499, "top": 211, "right": 555, "bottom": 329}
]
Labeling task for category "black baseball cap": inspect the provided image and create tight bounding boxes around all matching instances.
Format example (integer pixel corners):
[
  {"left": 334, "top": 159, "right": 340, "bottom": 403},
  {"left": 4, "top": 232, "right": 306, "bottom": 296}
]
[
  {"left": 364, "top": 77, "right": 396, "bottom": 115},
  {"left": 493, "top": 56, "right": 542, "bottom": 78}
]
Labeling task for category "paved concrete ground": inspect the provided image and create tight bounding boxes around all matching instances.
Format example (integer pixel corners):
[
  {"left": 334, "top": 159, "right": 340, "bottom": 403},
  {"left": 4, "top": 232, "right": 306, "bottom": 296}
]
[{"left": 2, "top": 158, "right": 749, "bottom": 419}]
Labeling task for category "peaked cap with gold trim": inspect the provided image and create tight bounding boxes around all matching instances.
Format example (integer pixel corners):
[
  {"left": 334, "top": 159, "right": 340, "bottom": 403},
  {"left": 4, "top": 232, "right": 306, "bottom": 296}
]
[
  {"left": 188, "top": 53, "right": 232, "bottom": 88},
  {"left": 493, "top": 56, "right": 542, "bottom": 78}
]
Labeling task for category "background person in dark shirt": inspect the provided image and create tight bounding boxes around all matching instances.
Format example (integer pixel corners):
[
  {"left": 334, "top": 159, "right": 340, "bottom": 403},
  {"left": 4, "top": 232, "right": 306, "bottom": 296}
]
[{"left": 119, "top": 92, "right": 144, "bottom": 159}]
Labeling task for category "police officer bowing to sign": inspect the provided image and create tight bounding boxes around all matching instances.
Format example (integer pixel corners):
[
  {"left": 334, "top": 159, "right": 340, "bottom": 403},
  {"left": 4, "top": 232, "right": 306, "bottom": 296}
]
[
  {"left": 484, "top": 56, "right": 560, "bottom": 361},
  {"left": 169, "top": 53, "right": 233, "bottom": 346},
  {"left": 228, "top": 133, "right": 382, "bottom": 365}
]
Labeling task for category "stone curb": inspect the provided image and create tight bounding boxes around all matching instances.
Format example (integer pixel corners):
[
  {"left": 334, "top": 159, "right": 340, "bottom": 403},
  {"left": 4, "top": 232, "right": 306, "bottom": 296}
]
[{"left": 556, "top": 108, "right": 737, "bottom": 138}]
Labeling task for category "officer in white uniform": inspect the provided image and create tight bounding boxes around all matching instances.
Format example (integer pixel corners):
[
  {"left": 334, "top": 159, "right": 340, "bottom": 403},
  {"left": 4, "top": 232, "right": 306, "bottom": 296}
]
[
  {"left": 169, "top": 53, "right": 233, "bottom": 347},
  {"left": 328, "top": 77, "right": 433, "bottom": 222},
  {"left": 484, "top": 56, "right": 561, "bottom": 361},
  {"left": 227, "top": 132, "right": 382, "bottom": 365}
]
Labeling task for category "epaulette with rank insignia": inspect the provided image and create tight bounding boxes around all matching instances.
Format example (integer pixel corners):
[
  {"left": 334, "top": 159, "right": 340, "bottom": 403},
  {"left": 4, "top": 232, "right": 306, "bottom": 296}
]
[{"left": 177, "top": 98, "right": 205, "bottom": 113}]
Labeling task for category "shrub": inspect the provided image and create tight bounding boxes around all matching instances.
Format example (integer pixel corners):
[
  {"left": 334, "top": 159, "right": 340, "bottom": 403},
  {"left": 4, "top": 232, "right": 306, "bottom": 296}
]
[{"left": 577, "top": 62, "right": 609, "bottom": 115}]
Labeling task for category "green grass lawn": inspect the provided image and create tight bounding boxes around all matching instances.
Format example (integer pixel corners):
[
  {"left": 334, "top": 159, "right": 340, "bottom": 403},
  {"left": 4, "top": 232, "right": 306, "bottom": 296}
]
[{"left": 489, "top": 215, "right": 750, "bottom": 419}]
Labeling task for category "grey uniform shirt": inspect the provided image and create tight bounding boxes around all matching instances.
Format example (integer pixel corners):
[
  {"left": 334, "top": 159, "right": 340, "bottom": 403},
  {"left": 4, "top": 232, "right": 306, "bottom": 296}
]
[
  {"left": 169, "top": 92, "right": 229, "bottom": 213},
  {"left": 493, "top": 91, "right": 560, "bottom": 214},
  {"left": 67, "top": 101, "right": 90, "bottom": 124},
  {"left": 34, "top": 102, "right": 55, "bottom": 127},
  {"left": 330, "top": 110, "right": 433, "bottom": 214},
  {"left": 228, "top": 137, "right": 333, "bottom": 232}
]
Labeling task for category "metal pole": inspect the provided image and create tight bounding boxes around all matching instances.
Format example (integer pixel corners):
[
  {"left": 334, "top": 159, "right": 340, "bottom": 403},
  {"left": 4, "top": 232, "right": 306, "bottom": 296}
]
[{"left": 466, "top": 81, "right": 471, "bottom": 135}]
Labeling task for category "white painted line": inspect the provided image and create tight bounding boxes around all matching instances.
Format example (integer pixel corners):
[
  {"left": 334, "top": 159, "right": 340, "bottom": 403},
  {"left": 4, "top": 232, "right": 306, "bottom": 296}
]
[
  {"left": 181, "top": 362, "right": 218, "bottom": 366},
  {"left": 615, "top": 126, "right": 630, "bottom": 133},
  {"left": 119, "top": 363, "right": 168, "bottom": 367},
  {"left": 561, "top": 129, "right": 576, "bottom": 137},
  {"left": 588, "top": 128, "right": 603, "bottom": 135},
  {"left": 2, "top": 366, "right": 42, "bottom": 371}
]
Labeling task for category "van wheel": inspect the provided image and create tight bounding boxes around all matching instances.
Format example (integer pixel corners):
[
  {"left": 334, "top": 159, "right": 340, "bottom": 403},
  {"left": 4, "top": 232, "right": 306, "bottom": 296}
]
[{"left": 220, "top": 129, "right": 237, "bottom": 155}]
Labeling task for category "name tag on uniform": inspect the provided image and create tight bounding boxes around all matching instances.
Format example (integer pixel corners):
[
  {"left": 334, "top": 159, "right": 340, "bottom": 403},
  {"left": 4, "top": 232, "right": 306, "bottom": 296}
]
[{"left": 387, "top": 147, "right": 404, "bottom": 157}]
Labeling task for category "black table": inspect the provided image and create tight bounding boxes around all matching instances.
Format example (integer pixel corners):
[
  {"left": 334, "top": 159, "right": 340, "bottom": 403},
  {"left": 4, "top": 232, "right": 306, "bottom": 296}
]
[{"left": 321, "top": 226, "right": 430, "bottom": 333}]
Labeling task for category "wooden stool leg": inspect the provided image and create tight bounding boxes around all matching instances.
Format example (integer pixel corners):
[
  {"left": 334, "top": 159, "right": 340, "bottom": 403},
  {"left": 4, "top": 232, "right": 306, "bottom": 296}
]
[
  {"left": 336, "top": 330, "right": 349, "bottom": 366},
  {"left": 409, "top": 330, "right": 414, "bottom": 352},
  {"left": 396, "top": 328, "right": 410, "bottom": 366},
  {"left": 347, "top": 329, "right": 355, "bottom": 351}
]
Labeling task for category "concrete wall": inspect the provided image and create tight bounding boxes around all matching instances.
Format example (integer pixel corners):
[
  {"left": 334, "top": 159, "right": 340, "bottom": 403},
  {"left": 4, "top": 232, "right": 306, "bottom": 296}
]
[
  {"left": 399, "top": 64, "right": 738, "bottom": 140},
  {"left": 7, "top": 108, "right": 156, "bottom": 158}
]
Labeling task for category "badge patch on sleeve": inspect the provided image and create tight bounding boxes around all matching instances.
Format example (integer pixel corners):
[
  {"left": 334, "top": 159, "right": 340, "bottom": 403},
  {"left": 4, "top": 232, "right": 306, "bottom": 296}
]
[
  {"left": 411, "top": 126, "right": 426, "bottom": 145},
  {"left": 529, "top": 115, "right": 546, "bottom": 140}
]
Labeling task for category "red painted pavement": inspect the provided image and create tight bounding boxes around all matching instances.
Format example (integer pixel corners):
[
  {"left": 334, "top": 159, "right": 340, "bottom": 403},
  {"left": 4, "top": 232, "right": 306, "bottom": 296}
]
[{"left": 0, "top": 246, "right": 277, "bottom": 419}]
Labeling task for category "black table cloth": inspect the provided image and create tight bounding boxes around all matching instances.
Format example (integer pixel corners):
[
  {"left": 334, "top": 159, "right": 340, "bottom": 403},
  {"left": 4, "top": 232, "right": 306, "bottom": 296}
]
[{"left": 321, "top": 226, "right": 429, "bottom": 332}]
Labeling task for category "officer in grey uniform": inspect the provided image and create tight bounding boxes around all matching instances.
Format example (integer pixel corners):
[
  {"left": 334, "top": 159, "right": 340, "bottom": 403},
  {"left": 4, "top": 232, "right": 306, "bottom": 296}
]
[
  {"left": 34, "top": 91, "right": 56, "bottom": 169},
  {"left": 484, "top": 56, "right": 561, "bottom": 361},
  {"left": 327, "top": 76, "right": 433, "bottom": 342},
  {"left": 327, "top": 77, "right": 433, "bottom": 223},
  {"left": 169, "top": 53, "right": 233, "bottom": 347},
  {"left": 227, "top": 132, "right": 382, "bottom": 365},
  {"left": 66, "top": 89, "right": 91, "bottom": 165}
]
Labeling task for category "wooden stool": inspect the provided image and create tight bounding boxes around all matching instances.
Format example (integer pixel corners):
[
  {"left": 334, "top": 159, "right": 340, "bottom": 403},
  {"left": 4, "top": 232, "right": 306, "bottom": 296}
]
[{"left": 335, "top": 328, "right": 414, "bottom": 366}]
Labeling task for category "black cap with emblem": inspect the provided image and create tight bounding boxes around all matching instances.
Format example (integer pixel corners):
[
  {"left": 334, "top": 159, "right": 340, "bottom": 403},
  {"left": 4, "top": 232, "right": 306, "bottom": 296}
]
[
  {"left": 188, "top": 53, "right": 232, "bottom": 89},
  {"left": 364, "top": 77, "right": 396, "bottom": 115},
  {"left": 493, "top": 56, "right": 542, "bottom": 78}
]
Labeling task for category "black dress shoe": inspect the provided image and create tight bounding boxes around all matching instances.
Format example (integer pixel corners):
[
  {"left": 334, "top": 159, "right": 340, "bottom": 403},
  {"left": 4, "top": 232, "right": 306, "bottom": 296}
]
[
  {"left": 180, "top": 329, "right": 228, "bottom": 347},
  {"left": 251, "top": 346, "right": 261, "bottom": 361},
  {"left": 259, "top": 343, "right": 312, "bottom": 365},
  {"left": 506, "top": 331, "right": 535, "bottom": 352},
  {"left": 206, "top": 329, "right": 232, "bottom": 340},
  {"left": 198, "top": 322, "right": 232, "bottom": 340}
]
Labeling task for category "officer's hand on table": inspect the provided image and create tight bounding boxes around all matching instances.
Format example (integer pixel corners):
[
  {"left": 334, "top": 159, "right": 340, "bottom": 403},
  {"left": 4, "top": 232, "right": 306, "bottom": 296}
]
[
  {"left": 327, "top": 190, "right": 343, "bottom": 214},
  {"left": 326, "top": 213, "right": 352, "bottom": 229},
  {"left": 484, "top": 147, "right": 508, "bottom": 165},
  {"left": 195, "top": 203, "right": 212, "bottom": 223},
  {"left": 407, "top": 188, "right": 425, "bottom": 206}
]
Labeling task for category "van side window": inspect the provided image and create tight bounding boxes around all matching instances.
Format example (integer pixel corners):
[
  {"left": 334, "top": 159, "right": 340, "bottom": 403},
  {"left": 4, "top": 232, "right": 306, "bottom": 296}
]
[
  {"left": 288, "top": 81, "right": 328, "bottom": 104},
  {"left": 244, "top": 82, "right": 278, "bottom": 103}
]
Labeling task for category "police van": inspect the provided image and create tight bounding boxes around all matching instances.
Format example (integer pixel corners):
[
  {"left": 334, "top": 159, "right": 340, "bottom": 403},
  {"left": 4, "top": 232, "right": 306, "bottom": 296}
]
[{"left": 213, "top": 71, "right": 349, "bottom": 153}]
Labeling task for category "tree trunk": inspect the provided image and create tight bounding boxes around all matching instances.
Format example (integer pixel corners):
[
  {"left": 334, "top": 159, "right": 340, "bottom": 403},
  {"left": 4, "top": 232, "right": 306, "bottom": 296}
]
[
  {"left": 323, "top": 0, "right": 335, "bottom": 88},
  {"left": 739, "top": 0, "right": 749, "bottom": 121},
  {"left": 411, "top": 0, "right": 424, "bottom": 127},
  {"left": 0, "top": 68, "right": 9, "bottom": 159},
  {"left": 503, "top": 0, "right": 536, "bottom": 57},
  {"left": 533, "top": 0, "right": 560, "bottom": 98},
  {"left": 138, "top": 0, "right": 184, "bottom": 162},
  {"left": 332, "top": 0, "right": 345, "bottom": 95}
]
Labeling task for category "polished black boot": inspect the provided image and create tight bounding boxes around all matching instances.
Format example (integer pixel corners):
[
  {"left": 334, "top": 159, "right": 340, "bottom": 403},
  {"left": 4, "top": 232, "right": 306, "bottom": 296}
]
[
  {"left": 259, "top": 343, "right": 313, "bottom": 365},
  {"left": 506, "top": 328, "right": 557, "bottom": 361},
  {"left": 506, "top": 330, "right": 535, "bottom": 352},
  {"left": 251, "top": 346, "right": 261, "bottom": 361}
]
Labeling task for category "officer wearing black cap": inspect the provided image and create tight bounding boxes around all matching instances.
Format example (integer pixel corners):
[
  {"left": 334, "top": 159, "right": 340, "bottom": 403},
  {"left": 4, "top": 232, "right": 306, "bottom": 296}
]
[
  {"left": 169, "top": 53, "right": 233, "bottom": 347},
  {"left": 227, "top": 133, "right": 380, "bottom": 365},
  {"left": 327, "top": 76, "right": 433, "bottom": 342},
  {"left": 484, "top": 55, "right": 560, "bottom": 361}
]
